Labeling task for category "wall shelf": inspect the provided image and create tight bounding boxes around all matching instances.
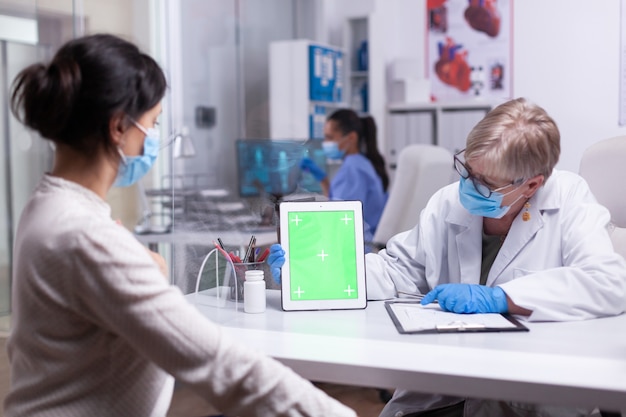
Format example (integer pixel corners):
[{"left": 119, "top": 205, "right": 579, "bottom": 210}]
[
  {"left": 343, "top": 17, "right": 369, "bottom": 114},
  {"left": 350, "top": 71, "right": 369, "bottom": 78}
]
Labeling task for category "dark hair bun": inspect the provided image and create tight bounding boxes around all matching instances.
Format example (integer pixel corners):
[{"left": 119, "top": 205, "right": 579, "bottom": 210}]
[
  {"left": 12, "top": 59, "right": 82, "bottom": 141},
  {"left": 10, "top": 34, "right": 166, "bottom": 156}
]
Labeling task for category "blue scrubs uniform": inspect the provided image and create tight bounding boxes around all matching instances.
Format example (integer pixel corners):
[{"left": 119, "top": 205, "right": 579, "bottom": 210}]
[{"left": 329, "top": 154, "right": 388, "bottom": 240}]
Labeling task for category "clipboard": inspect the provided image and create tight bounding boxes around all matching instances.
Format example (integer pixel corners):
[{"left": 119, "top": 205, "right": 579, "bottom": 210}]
[{"left": 385, "top": 300, "right": 529, "bottom": 334}]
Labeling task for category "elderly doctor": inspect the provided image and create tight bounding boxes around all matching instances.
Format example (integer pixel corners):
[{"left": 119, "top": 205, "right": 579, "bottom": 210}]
[{"left": 269, "top": 97, "right": 626, "bottom": 417}]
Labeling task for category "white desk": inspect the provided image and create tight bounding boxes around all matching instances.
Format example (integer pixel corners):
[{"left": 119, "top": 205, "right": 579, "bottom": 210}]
[{"left": 188, "top": 290, "right": 626, "bottom": 412}]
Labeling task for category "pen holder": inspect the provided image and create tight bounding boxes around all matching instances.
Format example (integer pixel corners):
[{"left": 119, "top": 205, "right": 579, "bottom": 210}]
[{"left": 230, "top": 261, "right": 269, "bottom": 301}]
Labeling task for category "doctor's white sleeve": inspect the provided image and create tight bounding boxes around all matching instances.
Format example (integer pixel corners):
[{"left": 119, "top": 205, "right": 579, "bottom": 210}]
[{"left": 365, "top": 226, "right": 431, "bottom": 300}]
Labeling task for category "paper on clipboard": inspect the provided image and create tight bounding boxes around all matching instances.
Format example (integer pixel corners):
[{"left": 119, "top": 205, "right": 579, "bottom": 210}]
[{"left": 385, "top": 301, "right": 528, "bottom": 334}]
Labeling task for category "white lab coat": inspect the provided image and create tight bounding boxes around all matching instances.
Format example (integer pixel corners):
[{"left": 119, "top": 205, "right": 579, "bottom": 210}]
[{"left": 365, "top": 170, "right": 626, "bottom": 417}]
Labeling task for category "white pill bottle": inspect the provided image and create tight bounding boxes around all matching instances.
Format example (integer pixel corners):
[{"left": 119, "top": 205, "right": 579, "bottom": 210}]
[{"left": 244, "top": 269, "right": 266, "bottom": 313}]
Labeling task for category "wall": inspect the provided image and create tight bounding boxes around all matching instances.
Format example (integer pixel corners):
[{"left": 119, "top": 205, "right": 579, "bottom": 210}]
[
  {"left": 241, "top": 0, "right": 296, "bottom": 139},
  {"left": 0, "top": 0, "right": 148, "bottom": 233},
  {"left": 321, "top": 0, "right": 626, "bottom": 172},
  {"left": 316, "top": 0, "right": 426, "bottom": 157},
  {"left": 36, "top": 0, "right": 134, "bottom": 39},
  {"left": 319, "top": 0, "right": 387, "bottom": 152},
  {"left": 170, "top": 0, "right": 239, "bottom": 192},
  {"left": 371, "top": 0, "right": 625, "bottom": 173},
  {"left": 513, "top": 0, "right": 625, "bottom": 173},
  {"left": 171, "top": 0, "right": 298, "bottom": 196}
]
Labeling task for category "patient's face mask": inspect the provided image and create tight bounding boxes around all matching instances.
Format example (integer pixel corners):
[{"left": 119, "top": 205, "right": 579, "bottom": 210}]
[
  {"left": 322, "top": 140, "right": 346, "bottom": 160},
  {"left": 114, "top": 120, "right": 160, "bottom": 187},
  {"left": 458, "top": 176, "right": 525, "bottom": 219}
]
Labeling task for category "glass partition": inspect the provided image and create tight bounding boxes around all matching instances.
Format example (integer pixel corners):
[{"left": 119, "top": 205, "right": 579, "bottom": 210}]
[
  {"left": 154, "top": 0, "right": 312, "bottom": 293},
  {"left": 0, "top": 0, "right": 323, "bottom": 318},
  {"left": 0, "top": 40, "right": 50, "bottom": 322},
  {"left": 0, "top": 42, "right": 10, "bottom": 321},
  {"left": 0, "top": 0, "right": 158, "bottom": 327}
]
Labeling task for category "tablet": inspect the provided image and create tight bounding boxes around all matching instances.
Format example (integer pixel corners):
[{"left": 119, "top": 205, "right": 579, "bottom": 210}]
[{"left": 279, "top": 200, "right": 367, "bottom": 311}]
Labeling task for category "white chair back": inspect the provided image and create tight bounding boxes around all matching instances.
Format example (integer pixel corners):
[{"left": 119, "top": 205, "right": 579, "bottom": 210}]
[
  {"left": 373, "top": 144, "right": 454, "bottom": 245},
  {"left": 579, "top": 135, "right": 626, "bottom": 258}
]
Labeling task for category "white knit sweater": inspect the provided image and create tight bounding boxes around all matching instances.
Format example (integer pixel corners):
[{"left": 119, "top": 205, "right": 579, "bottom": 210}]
[{"left": 4, "top": 175, "right": 355, "bottom": 417}]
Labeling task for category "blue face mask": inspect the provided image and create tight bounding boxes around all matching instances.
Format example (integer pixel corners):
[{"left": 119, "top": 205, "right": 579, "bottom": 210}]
[
  {"left": 458, "top": 176, "right": 524, "bottom": 219},
  {"left": 114, "top": 121, "right": 160, "bottom": 188},
  {"left": 322, "top": 141, "right": 345, "bottom": 160}
]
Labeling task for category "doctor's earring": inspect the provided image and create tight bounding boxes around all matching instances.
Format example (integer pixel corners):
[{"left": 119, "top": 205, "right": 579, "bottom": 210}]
[{"left": 522, "top": 201, "right": 531, "bottom": 222}]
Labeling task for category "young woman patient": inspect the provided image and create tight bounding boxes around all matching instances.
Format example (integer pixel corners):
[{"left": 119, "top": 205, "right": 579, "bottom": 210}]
[{"left": 5, "top": 33, "right": 357, "bottom": 417}]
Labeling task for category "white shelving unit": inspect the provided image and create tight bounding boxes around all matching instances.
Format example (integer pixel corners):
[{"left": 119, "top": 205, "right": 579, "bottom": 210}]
[
  {"left": 343, "top": 17, "right": 369, "bottom": 115},
  {"left": 387, "top": 101, "right": 493, "bottom": 177},
  {"left": 269, "top": 39, "right": 346, "bottom": 140}
]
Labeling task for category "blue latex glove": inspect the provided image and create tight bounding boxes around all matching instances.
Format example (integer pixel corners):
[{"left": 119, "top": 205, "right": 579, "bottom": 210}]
[
  {"left": 267, "top": 243, "right": 285, "bottom": 284},
  {"left": 300, "top": 157, "right": 327, "bottom": 181},
  {"left": 420, "top": 283, "right": 508, "bottom": 314}
]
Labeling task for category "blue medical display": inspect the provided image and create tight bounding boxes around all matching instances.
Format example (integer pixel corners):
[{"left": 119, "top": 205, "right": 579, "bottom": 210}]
[{"left": 236, "top": 139, "right": 326, "bottom": 197}]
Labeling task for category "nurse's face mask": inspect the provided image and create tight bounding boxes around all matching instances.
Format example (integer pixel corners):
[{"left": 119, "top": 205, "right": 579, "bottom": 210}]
[
  {"left": 323, "top": 123, "right": 351, "bottom": 160},
  {"left": 454, "top": 149, "right": 526, "bottom": 219},
  {"left": 322, "top": 140, "right": 346, "bottom": 160},
  {"left": 114, "top": 119, "right": 160, "bottom": 187}
]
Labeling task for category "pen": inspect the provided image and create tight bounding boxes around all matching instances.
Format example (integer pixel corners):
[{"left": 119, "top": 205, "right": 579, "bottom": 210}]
[
  {"left": 244, "top": 235, "right": 255, "bottom": 263},
  {"left": 257, "top": 247, "right": 270, "bottom": 262},
  {"left": 229, "top": 251, "right": 243, "bottom": 263},
  {"left": 396, "top": 291, "right": 438, "bottom": 304},
  {"left": 249, "top": 237, "right": 257, "bottom": 262},
  {"left": 396, "top": 291, "right": 425, "bottom": 300},
  {"left": 217, "top": 238, "right": 226, "bottom": 250},
  {"left": 213, "top": 241, "right": 231, "bottom": 261}
]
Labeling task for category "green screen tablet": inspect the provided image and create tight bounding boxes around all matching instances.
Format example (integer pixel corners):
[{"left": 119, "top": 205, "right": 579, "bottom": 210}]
[{"left": 279, "top": 201, "right": 367, "bottom": 311}]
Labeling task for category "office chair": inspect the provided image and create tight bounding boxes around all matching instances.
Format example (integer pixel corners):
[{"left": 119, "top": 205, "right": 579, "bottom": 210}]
[
  {"left": 579, "top": 135, "right": 626, "bottom": 260},
  {"left": 372, "top": 144, "right": 454, "bottom": 249},
  {"left": 579, "top": 136, "right": 626, "bottom": 415}
]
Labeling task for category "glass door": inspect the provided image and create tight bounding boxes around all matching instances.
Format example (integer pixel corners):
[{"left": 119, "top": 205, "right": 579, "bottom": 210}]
[{"left": 0, "top": 39, "right": 52, "bottom": 322}]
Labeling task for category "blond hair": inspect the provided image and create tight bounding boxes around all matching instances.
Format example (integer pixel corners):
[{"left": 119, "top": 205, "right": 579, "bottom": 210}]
[{"left": 465, "top": 97, "right": 560, "bottom": 181}]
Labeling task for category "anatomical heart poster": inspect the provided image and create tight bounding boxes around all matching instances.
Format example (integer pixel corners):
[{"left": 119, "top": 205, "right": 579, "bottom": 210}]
[{"left": 427, "top": 0, "right": 512, "bottom": 101}]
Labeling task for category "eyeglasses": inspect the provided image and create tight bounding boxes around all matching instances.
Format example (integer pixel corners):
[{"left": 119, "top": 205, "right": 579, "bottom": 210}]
[{"left": 453, "top": 149, "right": 523, "bottom": 198}]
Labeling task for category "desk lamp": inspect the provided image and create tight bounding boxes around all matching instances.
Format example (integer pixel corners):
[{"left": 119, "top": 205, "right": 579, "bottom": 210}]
[{"left": 173, "top": 126, "right": 196, "bottom": 158}]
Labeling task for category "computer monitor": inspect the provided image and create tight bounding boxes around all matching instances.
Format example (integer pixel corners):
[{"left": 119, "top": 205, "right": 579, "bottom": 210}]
[{"left": 236, "top": 139, "right": 326, "bottom": 198}]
